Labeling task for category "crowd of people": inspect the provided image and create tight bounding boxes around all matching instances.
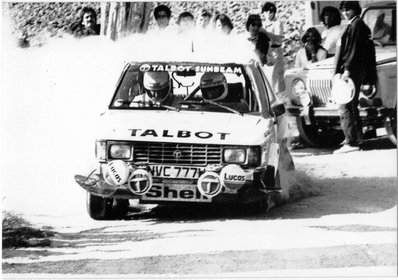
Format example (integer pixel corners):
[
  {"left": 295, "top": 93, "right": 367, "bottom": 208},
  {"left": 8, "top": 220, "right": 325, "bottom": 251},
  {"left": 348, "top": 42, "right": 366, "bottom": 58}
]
[{"left": 70, "top": 1, "right": 381, "bottom": 154}]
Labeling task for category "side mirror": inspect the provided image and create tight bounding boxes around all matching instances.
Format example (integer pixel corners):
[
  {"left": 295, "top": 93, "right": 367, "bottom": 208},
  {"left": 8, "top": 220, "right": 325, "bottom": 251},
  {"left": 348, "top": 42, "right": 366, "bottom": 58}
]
[{"left": 271, "top": 103, "right": 286, "bottom": 117}]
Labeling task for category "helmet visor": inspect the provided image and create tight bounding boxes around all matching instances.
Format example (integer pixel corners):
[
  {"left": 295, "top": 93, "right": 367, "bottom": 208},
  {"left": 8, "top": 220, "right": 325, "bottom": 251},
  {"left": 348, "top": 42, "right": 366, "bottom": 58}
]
[
  {"left": 146, "top": 86, "right": 170, "bottom": 102},
  {"left": 202, "top": 85, "right": 225, "bottom": 101}
]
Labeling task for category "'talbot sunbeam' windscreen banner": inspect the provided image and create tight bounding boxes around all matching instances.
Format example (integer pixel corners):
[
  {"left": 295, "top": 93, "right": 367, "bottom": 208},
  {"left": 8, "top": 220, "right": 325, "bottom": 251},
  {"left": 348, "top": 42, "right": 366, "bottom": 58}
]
[{"left": 134, "top": 63, "right": 244, "bottom": 75}]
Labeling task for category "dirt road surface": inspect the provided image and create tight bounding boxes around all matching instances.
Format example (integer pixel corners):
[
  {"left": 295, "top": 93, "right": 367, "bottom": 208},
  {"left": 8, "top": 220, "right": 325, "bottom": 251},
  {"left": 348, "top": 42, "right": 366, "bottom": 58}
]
[{"left": 2, "top": 137, "right": 397, "bottom": 278}]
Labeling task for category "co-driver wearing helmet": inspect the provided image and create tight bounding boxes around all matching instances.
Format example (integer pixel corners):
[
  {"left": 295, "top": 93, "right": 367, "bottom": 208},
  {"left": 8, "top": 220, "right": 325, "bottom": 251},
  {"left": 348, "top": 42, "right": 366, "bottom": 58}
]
[
  {"left": 132, "top": 71, "right": 175, "bottom": 107},
  {"left": 200, "top": 72, "right": 249, "bottom": 112},
  {"left": 200, "top": 72, "right": 229, "bottom": 102}
]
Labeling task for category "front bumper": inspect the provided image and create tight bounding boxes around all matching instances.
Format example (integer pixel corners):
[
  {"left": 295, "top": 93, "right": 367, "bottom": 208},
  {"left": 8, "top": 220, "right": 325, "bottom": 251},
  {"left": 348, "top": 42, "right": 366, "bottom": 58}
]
[
  {"left": 287, "top": 105, "right": 390, "bottom": 126},
  {"left": 75, "top": 165, "right": 280, "bottom": 204}
]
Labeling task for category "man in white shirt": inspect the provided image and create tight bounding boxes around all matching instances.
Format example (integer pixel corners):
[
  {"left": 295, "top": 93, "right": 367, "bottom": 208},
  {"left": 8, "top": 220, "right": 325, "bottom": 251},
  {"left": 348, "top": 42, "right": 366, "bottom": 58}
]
[{"left": 261, "top": 2, "right": 286, "bottom": 94}]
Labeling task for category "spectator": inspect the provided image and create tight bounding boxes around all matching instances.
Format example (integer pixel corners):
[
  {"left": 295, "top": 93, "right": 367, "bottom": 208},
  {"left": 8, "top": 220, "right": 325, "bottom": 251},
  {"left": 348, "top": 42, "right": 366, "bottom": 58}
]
[
  {"left": 197, "top": 9, "right": 212, "bottom": 30},
  {"left": 153, "top": 4, "right": 172, "bottom": 32},
  {"left": 70, "top": 7, "right": 100, "bottom": 37},
  {"left": 373, "top": 12, "right": 392, "bottom": 46},
  {"left": 246, "top": 14, "right": 270, "bottom": 66},
  {"left": 295, "top": 27, "right": 327, "bottom": 68},
  {"left": 177, "top": 11, "right": 195, "bottom": 34},
  {"left": 320, "top": 6, "right": 344, "bottom": 57},
  {"left": 334, "top": 1, "right": 377, "bottom": 154},
  {"left": 214, "top": 14, "right": 233, "bottom": 35},
  {"left": 261, "top": 2, "right": 286, "bottom": 93}
]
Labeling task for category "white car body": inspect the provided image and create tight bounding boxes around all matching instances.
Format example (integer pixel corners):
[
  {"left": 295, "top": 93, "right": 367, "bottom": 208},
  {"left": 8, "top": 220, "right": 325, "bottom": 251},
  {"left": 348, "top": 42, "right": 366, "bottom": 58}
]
[{"left": 75, "top": 61, "right": 289, "bottom": 219}]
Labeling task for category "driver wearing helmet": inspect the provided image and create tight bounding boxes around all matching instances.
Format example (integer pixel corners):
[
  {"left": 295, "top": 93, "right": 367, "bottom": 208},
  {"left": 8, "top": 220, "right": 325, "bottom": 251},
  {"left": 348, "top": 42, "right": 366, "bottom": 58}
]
[
  {"left": 132, "top": 71, "right": 174, "bottom": 106},
  {"left": 200, "top": 72, "right": 249, "bottom": 112}
]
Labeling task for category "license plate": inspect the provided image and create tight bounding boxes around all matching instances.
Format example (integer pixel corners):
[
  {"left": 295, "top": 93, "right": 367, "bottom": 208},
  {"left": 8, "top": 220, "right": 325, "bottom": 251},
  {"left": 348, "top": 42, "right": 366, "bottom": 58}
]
[
  {"left": 141, "top": 184, "right": 211, "bottom": 203},
  {"left": 148, "top": 165, "right": 205, "bottom": 179}
]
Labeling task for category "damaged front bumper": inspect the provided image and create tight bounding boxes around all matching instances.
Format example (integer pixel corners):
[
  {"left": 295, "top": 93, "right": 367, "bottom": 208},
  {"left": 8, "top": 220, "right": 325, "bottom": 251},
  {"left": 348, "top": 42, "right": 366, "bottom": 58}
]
[{"left": 74, "top": 161, "right": 281, "bottom": 204}]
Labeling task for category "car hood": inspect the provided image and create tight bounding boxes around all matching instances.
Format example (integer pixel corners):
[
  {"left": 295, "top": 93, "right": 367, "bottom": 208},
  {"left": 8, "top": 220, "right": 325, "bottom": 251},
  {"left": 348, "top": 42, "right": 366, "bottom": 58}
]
[
  {"left": 97, "top": 110, "right": 274, "bottom": 145},
  {"left": 285, "top": 45, "right": 396, "bottom": 75}
]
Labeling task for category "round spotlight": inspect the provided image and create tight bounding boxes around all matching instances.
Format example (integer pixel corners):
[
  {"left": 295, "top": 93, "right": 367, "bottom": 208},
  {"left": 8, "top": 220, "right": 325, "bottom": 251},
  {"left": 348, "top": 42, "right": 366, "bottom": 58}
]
[
  {"left": 197, "top": 172, "right": 222, "bottom": 198},
  {"left": 128, "top": 169, "right": 153, "bottom": 195},
  {"left": 220, "top": 164, "right": 246, "bottom": 190},
  {"left": 103, "top": 160, "right": 130, "bottom": 186}
]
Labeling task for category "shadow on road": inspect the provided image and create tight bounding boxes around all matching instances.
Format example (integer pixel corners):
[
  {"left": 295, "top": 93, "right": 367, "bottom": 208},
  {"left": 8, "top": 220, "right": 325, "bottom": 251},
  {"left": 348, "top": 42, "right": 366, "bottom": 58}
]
[
  {"left": 268, "top": 176, "right": 397, "bottom": 219},
  {"left": 290, "top": 136, "right": 396, "bottom": 157},
  {"left": 124, "top": 171, "right": 396, "bottom": 222},
  {"left": 123, "top": 136, "right": 397, "bottom": 222}
]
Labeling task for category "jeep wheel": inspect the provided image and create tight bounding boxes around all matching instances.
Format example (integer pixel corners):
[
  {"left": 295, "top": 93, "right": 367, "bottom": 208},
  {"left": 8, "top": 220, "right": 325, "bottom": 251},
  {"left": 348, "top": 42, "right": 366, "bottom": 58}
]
[
  {"left": 385, "top": 107, "right": 397, "bottom": 146},
  {"left": 86, "top": 193, "right": 114, "bottom": 220},
  {"left": 296, "top": 117, "right": 345, "bottom": 148}
]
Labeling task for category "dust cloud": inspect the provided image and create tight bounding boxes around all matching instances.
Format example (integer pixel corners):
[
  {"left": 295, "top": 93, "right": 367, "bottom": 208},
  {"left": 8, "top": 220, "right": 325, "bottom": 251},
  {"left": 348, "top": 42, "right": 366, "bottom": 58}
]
[{"left": 1, "top": 25, "right": 313, "bottom": 216}]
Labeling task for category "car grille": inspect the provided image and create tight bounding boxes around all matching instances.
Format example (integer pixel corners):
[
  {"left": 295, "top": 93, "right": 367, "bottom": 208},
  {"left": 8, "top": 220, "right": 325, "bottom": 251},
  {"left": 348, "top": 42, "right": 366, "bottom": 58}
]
[
  {"left": 133, "top": 142, "right": 223, "bottom": 166},
  {"left": 309, "top": 79, "right": 333, "bottom": 106}
]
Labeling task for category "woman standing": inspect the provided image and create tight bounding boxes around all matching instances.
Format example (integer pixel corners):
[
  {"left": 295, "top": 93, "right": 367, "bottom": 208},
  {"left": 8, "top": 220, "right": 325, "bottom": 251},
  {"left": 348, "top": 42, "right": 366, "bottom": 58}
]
[
  {"left": 214, "top": 14, "right": 234, "bottom": 35},
  {"left": 295, "top": 27, "right": 328, "bottom": 68},
  {"left": 320, "top": 6, "right": 344, "bottom": 57},
  {"left": 246, "top": 14, "right": 270, "bottom": 66}
]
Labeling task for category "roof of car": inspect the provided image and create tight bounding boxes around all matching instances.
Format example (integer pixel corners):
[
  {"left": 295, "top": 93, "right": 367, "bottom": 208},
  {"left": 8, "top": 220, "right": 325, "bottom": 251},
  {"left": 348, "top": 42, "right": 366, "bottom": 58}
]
[{"left": 363, "top": 1, "right": 396, "bottom": 9}]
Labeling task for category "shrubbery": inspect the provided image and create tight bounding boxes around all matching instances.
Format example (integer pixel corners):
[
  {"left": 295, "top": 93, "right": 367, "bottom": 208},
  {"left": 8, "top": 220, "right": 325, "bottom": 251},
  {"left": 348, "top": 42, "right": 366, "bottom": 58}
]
[{"left": 2, "top": 211, "right": 54, "bottom": 248}]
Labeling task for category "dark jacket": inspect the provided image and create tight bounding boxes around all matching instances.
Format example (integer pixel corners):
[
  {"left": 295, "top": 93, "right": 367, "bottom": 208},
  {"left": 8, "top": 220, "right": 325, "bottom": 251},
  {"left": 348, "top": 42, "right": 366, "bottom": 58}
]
[
  {"left": 70, "top": 21, "right": 101, "bottom": 38},
  {"left": 335, "top": 16, "right": 377, "bottom": 84},
  {"left": 248, "top": 30, "right": 270, "bottom": 66}
]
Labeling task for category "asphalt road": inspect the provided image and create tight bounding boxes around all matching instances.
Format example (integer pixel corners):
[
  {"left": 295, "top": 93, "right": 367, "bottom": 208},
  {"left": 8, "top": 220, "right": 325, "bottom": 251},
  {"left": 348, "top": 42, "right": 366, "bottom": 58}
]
[{"left": 2, "top": 137, "right": 397, "bottom": 277}]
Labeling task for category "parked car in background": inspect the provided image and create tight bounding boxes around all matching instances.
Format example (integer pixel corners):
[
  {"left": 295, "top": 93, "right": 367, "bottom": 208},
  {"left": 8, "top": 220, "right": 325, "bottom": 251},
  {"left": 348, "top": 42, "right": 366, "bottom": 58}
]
[{"left": 284, "top": 2, "right": 396, "bottom": 147}]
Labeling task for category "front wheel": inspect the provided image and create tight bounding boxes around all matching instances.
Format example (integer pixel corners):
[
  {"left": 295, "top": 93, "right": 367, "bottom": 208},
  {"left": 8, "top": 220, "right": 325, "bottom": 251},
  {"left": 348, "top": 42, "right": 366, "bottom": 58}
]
[
  {"left": 251, "top": 171, "right": 282, "bottom": 215},
  {"left": 113, "top": 199, "right": 130, "bottom": 219},
  {"left": 296, "top": 116, "right": 344, "bottom": 148},
  {"left": 86, "top": 193, "right": 114, "bottom": 220},
  {"left": 385, "top": 107, "right": 397, "bottom": 146}
]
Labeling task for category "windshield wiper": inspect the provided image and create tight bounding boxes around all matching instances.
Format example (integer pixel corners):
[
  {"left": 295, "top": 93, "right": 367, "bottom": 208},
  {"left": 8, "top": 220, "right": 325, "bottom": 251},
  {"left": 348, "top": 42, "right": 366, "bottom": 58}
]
[
  {"left": 157, "top": 103, "right": 179, "bottom": 111},
  {"left": 129, "top": 100, "right": 179, "bottom": 112},
  {"left": 178, "top": 100, "right": 243, "bottom": 115}
]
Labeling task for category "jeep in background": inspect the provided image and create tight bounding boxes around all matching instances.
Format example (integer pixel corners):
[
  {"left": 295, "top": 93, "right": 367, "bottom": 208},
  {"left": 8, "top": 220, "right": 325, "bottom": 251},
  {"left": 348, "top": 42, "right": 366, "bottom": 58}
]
[{"left": 284, "top": 2, "right": 396, "bottom": 147}]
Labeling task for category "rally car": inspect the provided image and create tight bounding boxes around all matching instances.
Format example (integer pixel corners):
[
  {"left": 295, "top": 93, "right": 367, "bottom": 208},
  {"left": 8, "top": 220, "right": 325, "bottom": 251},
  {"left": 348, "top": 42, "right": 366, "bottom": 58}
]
[
  {"left": 74, "top": 60, "right": 290, "bottom": 220},
  {"left": 284, "top": 2, "right": 397, "bottom": 147}
]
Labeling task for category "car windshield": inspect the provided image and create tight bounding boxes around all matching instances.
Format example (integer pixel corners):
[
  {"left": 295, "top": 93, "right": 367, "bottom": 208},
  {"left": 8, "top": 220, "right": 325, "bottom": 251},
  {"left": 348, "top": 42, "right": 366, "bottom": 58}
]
[
  {"left": 363, "top": 6, "right": 396, "bottom": 46},
  {"left": 110, "top": 63, "right": 261, "bottom": 114}
]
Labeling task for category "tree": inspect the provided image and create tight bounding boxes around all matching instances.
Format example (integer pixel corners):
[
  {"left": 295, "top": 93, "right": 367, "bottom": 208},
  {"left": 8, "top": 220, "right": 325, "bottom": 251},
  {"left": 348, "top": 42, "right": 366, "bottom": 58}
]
[{"left": 100, "top": 2, "right": 152, "bottom": 40}]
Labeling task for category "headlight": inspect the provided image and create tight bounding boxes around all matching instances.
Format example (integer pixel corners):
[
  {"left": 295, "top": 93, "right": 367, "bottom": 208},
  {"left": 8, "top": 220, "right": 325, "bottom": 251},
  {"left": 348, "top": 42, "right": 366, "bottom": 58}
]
[
  {"left": 247, "top": 146, "right": 261, "bottom": 167},
  {"left": 223, "top": 148, "right": 246, "bottom": 164},
  {"left": 299, "top": 91, "right": 311, "bottom": 106},
  {"left": 95, "top": 140, "right": 107, "bottom": 162},
  {"left": 292, "top": 79, "right": 306, "bottom": 96},
  {"left": 360, "top": 84, "right": 377, "bottom": 98},
  {"left": 109, "top": 144, "right": 132, "bottom": 160}
]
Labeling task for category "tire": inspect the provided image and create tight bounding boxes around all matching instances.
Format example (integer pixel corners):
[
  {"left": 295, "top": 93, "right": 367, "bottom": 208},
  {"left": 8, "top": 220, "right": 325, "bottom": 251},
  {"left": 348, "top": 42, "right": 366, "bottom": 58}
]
[
  {"left": 86, "top": 192, "right": 114, "bottom": 220},
  {"left": 113, "top": 199, "right": 130, "bottom": 219},
  {"left": 385, "top": 107, "right": 397, "bottom": 146},
  {"left": 252, "top": 171, "right": 282, "bottom": 215},
  {"left": 296, "top": 116, "right": 345, "bottom": 148}
]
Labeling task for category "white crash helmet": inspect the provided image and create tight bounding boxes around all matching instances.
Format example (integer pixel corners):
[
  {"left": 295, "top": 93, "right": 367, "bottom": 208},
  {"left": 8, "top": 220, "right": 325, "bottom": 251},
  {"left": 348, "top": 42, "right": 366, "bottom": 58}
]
[
  {"left": 200, "top": 72, "right": 228, "bottom": 102},
  {"left": 143, "top": 71, "right": 171, "bottom": 102}
]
